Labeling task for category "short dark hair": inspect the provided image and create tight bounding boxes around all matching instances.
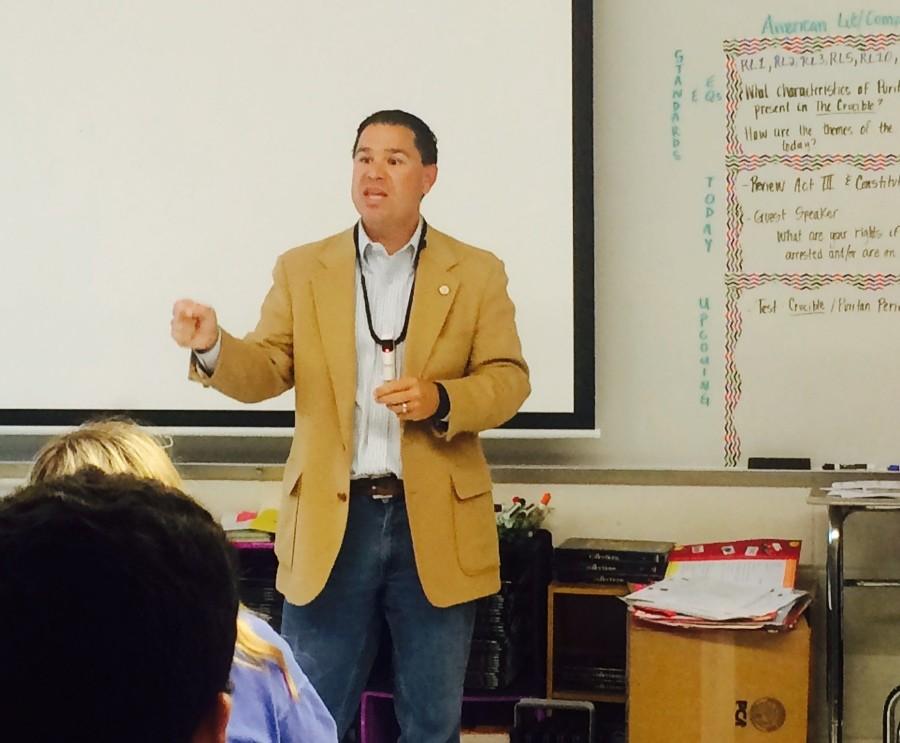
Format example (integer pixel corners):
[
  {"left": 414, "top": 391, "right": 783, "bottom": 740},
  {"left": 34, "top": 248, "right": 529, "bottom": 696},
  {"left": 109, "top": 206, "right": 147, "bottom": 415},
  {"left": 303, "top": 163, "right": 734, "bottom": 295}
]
[
  {"left": 353, "top": 110, "right": 438, "bottom": 165},
  {"left": 0, "top": 469, "right": 239, "bottom": 743}
]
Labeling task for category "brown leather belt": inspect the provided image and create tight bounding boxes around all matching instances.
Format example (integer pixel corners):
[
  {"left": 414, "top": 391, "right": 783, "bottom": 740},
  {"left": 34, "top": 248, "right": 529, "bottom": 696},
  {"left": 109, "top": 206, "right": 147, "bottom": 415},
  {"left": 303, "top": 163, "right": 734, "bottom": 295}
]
[{"left": 350, "top": 475, "right": 404, "bottom": 501}]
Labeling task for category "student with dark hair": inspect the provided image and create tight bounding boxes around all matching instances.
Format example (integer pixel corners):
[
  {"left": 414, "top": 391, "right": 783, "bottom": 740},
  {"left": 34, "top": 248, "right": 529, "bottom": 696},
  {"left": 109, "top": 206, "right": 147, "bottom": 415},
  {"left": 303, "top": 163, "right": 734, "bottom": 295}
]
[
  {"left": 0, "top": 469, "right": 238, "bottom": 743},
  {"left": 172, "top": 109, "right": 529, "bottom": 741}
]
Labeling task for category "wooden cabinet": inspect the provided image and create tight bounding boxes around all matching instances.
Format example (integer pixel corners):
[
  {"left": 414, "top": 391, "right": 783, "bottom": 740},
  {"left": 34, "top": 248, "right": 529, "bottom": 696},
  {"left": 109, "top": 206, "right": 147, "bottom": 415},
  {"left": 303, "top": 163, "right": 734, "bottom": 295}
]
[{"left": 546, "top": 581, "right": 629, "bottom": 704}]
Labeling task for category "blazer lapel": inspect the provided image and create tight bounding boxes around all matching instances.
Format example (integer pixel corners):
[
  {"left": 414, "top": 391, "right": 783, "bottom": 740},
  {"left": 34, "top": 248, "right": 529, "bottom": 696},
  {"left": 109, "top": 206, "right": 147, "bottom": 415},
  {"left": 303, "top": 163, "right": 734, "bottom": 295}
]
[
  {"left": 311, "top": 229, "right": 356, "bottom": 450},
  {"left": 404, "top": 229, "right": 460, "bottom": 380}
]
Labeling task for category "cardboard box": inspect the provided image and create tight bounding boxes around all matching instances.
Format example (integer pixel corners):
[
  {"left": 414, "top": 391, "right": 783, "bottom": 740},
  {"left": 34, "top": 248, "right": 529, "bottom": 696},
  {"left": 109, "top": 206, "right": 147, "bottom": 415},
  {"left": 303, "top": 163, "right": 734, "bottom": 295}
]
[{"left": 627, "top": 615, "right": 810, "bottom": 742}]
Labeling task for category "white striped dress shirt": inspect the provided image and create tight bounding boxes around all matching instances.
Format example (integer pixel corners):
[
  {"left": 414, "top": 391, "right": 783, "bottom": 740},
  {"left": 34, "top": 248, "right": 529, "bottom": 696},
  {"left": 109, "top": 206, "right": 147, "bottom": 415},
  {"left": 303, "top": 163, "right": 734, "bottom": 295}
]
[{"left": 351, "top": 219, "right": 422, "bottom": 478}]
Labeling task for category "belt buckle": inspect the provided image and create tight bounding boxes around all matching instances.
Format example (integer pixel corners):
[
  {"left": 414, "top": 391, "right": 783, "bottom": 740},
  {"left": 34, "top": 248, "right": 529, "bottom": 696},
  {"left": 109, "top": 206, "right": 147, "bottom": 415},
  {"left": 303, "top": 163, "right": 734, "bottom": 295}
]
[{"left": 369, "top": 477, "right": 396, "bottom": 501}]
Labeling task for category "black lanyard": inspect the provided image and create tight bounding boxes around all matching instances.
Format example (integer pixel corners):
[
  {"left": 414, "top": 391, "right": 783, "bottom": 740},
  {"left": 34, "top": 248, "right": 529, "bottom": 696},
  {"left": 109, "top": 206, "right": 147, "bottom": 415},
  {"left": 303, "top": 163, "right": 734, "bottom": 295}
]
[{"left": 353, "top": 220, "right": 428, "bottom": 352}]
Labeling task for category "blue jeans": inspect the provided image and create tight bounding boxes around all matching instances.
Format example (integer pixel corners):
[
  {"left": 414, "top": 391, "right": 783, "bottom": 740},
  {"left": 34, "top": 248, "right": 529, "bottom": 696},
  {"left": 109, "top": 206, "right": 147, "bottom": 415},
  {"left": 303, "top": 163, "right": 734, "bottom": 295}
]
[{"left": 280, "top": 492, "right": 476, "bottom": 743}]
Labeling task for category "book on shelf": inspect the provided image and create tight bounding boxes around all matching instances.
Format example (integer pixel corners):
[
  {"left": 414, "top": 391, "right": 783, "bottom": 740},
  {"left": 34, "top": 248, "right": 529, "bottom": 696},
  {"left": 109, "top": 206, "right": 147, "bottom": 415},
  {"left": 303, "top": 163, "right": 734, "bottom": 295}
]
[
  {"left": 221, "top": 508, "right": 278, "bottom": 547},
  {"left": 555, "top": 538, "right": 674, "bottom": 564},
  {"left": 555, "top": 557, "right": 667, "bottom": 577}
]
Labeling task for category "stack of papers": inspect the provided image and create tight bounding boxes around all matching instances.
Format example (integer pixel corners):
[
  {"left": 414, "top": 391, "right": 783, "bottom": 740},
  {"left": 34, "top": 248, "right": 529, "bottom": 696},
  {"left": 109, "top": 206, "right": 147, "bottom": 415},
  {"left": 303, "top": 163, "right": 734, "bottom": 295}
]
[
  {"left": 825, "top": 481, "right": 900, "bottom": 499},
  {"left": 622, "top": 538, "right": 809, "bottom": 630},
  {"left": 623, "top": 577, "right": 810, "bottom": 630}
]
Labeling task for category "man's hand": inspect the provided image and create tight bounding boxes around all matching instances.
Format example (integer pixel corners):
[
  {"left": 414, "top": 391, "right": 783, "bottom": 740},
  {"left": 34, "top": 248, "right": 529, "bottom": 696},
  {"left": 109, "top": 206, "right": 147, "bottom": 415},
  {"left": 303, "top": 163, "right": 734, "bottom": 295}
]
[
  {"left": 374, "top": 377, "right": 439, "bottom": 422},
  {"left": 171, "top": 299, "right": 219, "bottom": 351}
]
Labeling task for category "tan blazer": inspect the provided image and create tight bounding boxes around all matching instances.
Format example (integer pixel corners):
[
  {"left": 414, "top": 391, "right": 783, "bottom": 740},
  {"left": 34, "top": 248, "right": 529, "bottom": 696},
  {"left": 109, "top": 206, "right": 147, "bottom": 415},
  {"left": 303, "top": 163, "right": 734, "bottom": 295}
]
[{"left": 191, "top": 225, "right": 529, "bottom": 607}]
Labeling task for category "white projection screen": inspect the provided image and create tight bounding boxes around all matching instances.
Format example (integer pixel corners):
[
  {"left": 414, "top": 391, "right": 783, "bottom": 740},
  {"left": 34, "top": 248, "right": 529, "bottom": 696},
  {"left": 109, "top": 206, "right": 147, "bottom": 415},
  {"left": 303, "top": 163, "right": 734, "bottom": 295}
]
[{"left": 0, "top": 0, "right": 593, "bottom": 429}]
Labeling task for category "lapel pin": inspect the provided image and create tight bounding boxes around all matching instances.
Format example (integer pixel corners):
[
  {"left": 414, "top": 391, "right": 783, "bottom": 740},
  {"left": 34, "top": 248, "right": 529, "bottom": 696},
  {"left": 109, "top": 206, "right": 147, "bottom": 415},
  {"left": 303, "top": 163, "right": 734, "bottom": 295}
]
[{"left": 439, "top": 284, "right": 450, "bottom": 295}]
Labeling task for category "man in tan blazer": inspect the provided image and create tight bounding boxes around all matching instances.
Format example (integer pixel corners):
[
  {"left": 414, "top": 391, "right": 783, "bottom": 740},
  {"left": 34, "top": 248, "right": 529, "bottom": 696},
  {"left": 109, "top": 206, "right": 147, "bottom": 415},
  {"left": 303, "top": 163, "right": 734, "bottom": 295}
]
[{"left": 171, "top": 110, "right": 529, "bottom": 742}]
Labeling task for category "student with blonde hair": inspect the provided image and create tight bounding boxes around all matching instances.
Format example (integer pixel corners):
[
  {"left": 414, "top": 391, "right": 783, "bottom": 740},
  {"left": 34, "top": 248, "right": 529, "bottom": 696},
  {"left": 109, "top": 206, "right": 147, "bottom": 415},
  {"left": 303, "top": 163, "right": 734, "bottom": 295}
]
[{"left": 30, "top": 420, "right": 338, "bottom": 743}]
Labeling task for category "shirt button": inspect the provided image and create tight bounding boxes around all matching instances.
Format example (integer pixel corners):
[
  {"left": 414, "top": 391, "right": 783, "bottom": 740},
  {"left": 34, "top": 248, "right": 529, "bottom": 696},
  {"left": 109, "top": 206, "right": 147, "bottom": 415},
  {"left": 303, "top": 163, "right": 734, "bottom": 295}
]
[{"left": 337, "top": 492, "right": 348, "bottom": 502}]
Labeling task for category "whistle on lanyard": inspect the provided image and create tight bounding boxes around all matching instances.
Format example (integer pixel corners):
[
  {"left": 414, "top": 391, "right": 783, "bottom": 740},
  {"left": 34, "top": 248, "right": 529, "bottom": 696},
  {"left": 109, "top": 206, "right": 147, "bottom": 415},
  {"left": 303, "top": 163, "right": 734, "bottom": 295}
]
[{"left": 380, "top": 341, "right": 396, "bottom": 381}]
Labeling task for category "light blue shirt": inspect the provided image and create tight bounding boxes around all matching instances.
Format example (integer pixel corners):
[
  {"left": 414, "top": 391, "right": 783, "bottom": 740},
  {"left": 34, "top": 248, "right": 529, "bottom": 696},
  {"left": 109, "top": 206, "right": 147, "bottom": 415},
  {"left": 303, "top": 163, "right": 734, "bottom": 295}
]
[
  {"left": 351, "top": 219, "right": 422, "bottom": 478},
  {"left": 227, "top": 611, "right": 338, "bottom": 743},
  {"left": 196, "top": 219, "right": 423, "bottom": 479}
]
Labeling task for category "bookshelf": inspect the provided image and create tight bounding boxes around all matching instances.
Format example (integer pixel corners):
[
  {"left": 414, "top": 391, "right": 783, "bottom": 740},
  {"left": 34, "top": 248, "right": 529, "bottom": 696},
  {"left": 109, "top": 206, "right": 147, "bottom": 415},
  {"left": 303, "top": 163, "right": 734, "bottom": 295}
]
[{"left": 546, "top": 581, "right": 629, "bottom": 704}]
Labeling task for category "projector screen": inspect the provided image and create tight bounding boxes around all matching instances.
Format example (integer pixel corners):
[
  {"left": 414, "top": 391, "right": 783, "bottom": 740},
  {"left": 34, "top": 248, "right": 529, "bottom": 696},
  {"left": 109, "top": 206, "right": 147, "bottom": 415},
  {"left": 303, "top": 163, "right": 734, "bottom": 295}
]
[{"left": 0, "top": 0, "right": 593, "bottom": 429}]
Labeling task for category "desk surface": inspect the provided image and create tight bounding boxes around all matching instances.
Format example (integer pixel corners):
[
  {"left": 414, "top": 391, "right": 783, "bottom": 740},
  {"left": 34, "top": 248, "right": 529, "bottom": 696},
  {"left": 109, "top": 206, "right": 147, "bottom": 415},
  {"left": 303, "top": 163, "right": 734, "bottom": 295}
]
[{"left": 807, "top": 492, "right": 900, "bottom": 509}]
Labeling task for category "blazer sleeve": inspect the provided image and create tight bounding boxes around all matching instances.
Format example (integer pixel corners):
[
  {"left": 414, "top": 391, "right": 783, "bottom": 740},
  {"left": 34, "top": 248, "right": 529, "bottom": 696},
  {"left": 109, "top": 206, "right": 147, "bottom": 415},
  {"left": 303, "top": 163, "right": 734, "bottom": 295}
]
[
  {"left": 438, "top": 257, "right": 530, "bottom": 440},
  {"left": 189, "top": 255, "right": 295, "bottom": 403}
]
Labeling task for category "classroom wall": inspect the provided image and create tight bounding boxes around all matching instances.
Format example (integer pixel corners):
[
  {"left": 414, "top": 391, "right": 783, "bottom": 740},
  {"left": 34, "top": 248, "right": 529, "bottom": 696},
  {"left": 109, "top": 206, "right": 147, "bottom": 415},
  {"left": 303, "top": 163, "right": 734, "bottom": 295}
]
[{"left": 5, "top": 3, "right": 900, "bottom": 742}]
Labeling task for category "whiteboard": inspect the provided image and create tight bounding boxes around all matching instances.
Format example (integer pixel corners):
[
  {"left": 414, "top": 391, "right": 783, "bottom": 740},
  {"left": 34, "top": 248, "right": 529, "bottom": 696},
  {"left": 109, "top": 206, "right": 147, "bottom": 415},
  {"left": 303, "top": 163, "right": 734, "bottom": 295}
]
[
  {"left": 0, "top": 0, "right": 594, "bottom": 429},
  {"left": 594, "top": 0, "right": 900, "bottom": 466}
]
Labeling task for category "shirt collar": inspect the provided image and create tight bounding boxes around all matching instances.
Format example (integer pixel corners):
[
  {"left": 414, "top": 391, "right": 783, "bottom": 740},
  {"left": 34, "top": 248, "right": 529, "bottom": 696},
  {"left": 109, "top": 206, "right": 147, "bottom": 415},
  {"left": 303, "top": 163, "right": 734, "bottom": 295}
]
[{"left": 358, "top": 218, "right": 423, "bottom": 266}]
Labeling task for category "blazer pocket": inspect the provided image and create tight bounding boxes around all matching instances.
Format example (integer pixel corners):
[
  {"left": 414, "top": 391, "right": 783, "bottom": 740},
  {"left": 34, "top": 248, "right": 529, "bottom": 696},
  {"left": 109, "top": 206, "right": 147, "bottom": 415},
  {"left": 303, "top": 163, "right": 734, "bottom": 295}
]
[
  {"left": 450, "top": 467, "right": 493, "bottom": 500},
  {"left": 450, "top": 468, "right": 499, "bottom": 576},
  {"left": 274, "top": 473, "right": 301, "bottom": 570}
]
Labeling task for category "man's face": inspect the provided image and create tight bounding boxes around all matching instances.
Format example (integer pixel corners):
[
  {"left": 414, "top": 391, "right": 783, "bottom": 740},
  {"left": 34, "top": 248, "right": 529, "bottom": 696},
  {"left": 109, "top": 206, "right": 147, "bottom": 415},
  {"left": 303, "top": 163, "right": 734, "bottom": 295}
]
[{"left": 351, "top": 124, "right": 437, "bottom": 236}]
